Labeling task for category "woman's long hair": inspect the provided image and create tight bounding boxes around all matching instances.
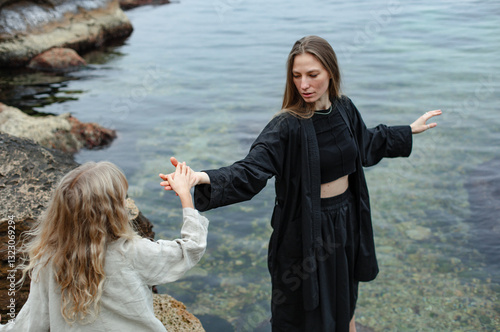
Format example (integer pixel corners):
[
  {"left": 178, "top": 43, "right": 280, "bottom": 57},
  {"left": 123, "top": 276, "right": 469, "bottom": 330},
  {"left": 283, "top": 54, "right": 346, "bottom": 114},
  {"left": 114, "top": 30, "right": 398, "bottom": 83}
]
[
  {"left": 281, "top": 35, "right": 342, "bottom": 118},
  {"left": 20, "top": 161, "right": 139, "bottom": 324}
]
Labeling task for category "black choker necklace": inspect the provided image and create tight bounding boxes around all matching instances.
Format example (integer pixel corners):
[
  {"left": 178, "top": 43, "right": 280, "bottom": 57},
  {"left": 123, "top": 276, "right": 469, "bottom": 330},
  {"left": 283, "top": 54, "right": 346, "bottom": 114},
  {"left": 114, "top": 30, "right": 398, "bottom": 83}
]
[{"left": 315, "top": 104, "right": 333, "bottom": 115}]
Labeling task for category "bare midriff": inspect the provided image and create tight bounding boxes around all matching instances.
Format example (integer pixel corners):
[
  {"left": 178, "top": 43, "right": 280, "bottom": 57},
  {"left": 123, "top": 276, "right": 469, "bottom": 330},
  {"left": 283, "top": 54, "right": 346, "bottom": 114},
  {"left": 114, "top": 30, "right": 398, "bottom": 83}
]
[{"left": 320, "top": 174, "right": 349, "bottom": 198}]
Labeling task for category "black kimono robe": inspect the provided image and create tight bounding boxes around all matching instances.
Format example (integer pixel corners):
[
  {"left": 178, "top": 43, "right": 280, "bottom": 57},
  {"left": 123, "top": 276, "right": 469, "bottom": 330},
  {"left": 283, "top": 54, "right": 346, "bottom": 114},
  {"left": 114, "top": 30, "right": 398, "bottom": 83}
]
[{"left": 194, "top": 95, "right": 412, "bottom": 311}]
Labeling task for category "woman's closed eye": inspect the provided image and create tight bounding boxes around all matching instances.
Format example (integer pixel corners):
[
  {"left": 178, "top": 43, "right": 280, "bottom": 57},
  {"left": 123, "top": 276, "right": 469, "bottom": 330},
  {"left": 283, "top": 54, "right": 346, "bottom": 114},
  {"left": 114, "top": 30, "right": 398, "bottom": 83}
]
[{"left": 293, "top": 74, "right": 318, "bottom": 79}]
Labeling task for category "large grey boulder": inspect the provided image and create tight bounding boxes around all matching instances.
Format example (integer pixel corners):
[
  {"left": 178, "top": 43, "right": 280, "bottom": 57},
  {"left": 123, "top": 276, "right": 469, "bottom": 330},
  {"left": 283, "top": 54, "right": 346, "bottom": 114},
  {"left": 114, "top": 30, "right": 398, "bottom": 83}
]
[{"left": 0, "top": 0, "right": 133, "bottom": 67}]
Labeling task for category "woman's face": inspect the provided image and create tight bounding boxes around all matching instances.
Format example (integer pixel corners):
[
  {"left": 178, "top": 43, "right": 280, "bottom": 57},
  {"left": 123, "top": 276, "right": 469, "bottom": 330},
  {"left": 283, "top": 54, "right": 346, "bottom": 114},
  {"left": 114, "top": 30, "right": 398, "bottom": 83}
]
[{"left": 292, "top": 52, "right": 331, "bottom": 109}]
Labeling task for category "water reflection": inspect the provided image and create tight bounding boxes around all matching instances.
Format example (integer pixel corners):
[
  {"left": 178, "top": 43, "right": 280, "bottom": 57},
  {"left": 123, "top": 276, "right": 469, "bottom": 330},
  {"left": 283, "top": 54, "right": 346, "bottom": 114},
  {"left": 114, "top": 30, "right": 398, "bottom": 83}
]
[
  {"left": 0, "top": 41, "right": 127, "bottom": 115},
  {"left": 0, "top": 69, "right": 76, "bottom": 115}
]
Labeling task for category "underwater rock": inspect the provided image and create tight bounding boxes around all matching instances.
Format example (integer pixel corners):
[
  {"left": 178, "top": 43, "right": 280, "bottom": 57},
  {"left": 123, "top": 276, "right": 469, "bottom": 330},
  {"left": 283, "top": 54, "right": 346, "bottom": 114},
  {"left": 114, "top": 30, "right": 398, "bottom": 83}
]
[
  {"left": 153, "top": 294, "right": 205, "bottom": 332},
  {"left": 405, "top": 226, "right": 432, "bottom": 241},
  {"left": 0, "top": 0, "right": 133, "bottom": 67},
  {"left": 119, "top": 0, "right": 170, "bottom": 10},
  {"left": 27, "top": 47, "right": 87, "bottom": 72},
  {"left": 0, "top": 103, "right": 116, "bottom": 153}
]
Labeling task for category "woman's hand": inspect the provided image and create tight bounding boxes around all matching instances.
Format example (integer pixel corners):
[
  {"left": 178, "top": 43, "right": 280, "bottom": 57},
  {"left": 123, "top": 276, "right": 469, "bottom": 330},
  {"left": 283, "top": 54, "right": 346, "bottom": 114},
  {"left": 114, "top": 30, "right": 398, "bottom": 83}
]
[{"left": 410, "top": 110, "right": 442, "bottom": 134}]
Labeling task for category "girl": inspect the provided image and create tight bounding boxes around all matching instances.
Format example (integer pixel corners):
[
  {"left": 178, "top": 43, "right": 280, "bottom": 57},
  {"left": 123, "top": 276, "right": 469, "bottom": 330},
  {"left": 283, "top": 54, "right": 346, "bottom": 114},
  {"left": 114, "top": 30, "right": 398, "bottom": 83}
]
[
  {"left": 1, "top": 161, "right": 208, "bottom": 331},
  {"left": 160, "top": 35, "right": 441, "bottom": 331}
]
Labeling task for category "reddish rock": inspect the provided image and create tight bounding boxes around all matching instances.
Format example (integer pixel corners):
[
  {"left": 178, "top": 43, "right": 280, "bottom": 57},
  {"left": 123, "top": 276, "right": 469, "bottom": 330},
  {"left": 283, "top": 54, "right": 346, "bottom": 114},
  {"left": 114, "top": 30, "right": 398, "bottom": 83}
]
[
  {"left": 119, "top": 0, "right": 170, "bottom": 10},
  {"left": 67, "top": 115, "right": 117, "bottom": 150},
  {"left": 27, "top": 48, "right": 87, "bottom": 72}
]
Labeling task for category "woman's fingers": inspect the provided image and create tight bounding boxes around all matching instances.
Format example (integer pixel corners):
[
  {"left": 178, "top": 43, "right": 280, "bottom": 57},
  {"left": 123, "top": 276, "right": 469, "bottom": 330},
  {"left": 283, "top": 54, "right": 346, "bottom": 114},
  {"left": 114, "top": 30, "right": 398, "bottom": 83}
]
[
  {"left": 412, "top": 109, "right": 442, "bottom": 134},
  {"left": 424, "top": 110, "right": 442, "bottom": 121},
  {"left": 424, "top": 110, "right": 442, "bottom": 130}
]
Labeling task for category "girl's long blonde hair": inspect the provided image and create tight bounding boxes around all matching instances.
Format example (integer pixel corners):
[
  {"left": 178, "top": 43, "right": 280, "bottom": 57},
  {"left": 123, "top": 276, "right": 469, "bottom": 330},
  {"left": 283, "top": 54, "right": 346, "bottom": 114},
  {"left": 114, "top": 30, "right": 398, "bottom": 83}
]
[
  {"left": 20, "top": 161, "right": 139, "bottom": 324},
  {"left": 281, "top": 35, "right": 342, "bottom": 118}
]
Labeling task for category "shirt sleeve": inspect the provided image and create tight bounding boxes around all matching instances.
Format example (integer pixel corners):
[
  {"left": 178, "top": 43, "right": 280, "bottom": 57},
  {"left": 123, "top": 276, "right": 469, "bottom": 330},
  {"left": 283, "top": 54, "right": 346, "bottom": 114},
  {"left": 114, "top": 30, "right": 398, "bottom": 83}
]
[
  {"left": 127, "top": 208, "right": 209, "bottom": 285},
  {"left": 194, "top": 114, "right": 289, "bottom": 211},
  {"left": 344, "top": 96, "right": 413, "bottom": 167}
]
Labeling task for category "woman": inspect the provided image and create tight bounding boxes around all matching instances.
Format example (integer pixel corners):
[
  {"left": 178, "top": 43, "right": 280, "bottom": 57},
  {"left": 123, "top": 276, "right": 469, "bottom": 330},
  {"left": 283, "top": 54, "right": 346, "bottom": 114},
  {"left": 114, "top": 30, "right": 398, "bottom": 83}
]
[
  {"left": 161, "top": 35, "right": 441, "bottom": 331},
  {"left": 1, "top": 161, "right": 208, "bottom": 331}
]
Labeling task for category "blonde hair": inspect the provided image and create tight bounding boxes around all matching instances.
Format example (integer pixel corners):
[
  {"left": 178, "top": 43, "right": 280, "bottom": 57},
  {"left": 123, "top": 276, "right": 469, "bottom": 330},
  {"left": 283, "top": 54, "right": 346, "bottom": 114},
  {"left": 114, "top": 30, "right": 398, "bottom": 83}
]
[
  {"left": 281, "top": 35, "right": 342, "bottom": 118},
  {"left": 20, "top": 161, "right": 139, "bottom": 324}
]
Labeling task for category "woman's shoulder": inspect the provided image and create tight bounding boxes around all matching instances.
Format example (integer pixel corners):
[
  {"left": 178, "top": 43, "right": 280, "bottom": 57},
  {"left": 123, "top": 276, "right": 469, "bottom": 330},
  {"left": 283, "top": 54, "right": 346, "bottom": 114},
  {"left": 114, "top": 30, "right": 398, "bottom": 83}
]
[
  {"left": 250, "top": 111, "right": 300, "bottom": 147},
  {"left": 259, "top": 111, "right": 293, "bottom": 133},
  {"left": 271, "top": 110, "right": 305, "bottom": 127},
  {"left": 271, "top": 110, "right": 295, "bottom": 121},
  {"left": 335, "top": 94, "right": 361, "bottom": 119},
  {"left": 269, "top": 111, "right": 304, "bottom": 134},
  {"left": 336, "top": 94, "right": 355, "bottom": 108}
]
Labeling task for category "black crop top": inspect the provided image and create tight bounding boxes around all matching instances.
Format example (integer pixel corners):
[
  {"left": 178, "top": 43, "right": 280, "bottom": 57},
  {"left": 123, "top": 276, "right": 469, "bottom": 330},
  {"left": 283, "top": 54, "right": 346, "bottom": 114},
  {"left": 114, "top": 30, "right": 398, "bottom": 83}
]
[{"left": 312, "top": 106, "right": 357, "bottom": 184}]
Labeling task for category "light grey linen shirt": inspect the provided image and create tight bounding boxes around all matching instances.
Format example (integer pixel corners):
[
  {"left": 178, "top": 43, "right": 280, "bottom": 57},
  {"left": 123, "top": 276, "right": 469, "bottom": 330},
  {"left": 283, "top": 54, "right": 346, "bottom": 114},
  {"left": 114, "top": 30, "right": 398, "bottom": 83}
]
[{"left": 1, "top": 208, "right": 209, "bottom": 332}]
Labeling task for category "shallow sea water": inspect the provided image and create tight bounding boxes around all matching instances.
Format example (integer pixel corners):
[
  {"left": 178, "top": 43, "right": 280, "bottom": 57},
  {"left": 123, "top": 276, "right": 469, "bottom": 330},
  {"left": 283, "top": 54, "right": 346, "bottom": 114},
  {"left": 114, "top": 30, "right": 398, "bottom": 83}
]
[{"left": 1, "top": 0, "right": 499, "bottom": 331}]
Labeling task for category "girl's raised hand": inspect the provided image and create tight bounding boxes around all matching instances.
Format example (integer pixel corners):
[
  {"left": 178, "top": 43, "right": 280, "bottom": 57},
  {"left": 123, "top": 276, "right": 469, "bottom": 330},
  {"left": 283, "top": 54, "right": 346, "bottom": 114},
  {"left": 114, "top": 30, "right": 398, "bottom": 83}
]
[{"left": 165, "top": 162, "right": 192, "bottom": 197}]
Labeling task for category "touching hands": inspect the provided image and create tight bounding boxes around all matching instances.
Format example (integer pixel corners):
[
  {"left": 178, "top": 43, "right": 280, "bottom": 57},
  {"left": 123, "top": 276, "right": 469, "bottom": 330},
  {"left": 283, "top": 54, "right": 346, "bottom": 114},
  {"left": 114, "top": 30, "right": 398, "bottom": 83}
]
[
  {"left": 165, "top": 162, "right": 194, "bottom": 196},
  {"left": 410, "top": 110, "right": 442, "bottom": 134},
  {"left": 159, "top": 157, "right": 209, "bottom": 192},
  {"left": 159, "top": 161, "right": 194, "bottom": 208}
]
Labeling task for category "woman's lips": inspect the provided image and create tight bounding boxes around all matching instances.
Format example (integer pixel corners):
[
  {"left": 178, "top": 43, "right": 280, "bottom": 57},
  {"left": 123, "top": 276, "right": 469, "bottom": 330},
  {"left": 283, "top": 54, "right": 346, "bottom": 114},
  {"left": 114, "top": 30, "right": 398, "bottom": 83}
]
[{"left": 302, "top": 92, "right": 314, "bottom": 98}]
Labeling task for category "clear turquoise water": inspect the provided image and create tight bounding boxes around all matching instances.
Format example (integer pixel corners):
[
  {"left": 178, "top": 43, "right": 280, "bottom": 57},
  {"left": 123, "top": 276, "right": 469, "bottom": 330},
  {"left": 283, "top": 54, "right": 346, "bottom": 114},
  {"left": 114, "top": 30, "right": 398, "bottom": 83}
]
[{"left": 2, "top": 0, "right": 499, "bottom": 330}]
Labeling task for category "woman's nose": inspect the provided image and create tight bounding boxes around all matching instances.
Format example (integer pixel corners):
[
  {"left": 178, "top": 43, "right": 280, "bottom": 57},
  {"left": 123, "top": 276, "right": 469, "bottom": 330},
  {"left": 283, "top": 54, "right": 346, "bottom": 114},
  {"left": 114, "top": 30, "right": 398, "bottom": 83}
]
[{"left": 301, "top": 78, "right": 310, "bottom": 90}]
